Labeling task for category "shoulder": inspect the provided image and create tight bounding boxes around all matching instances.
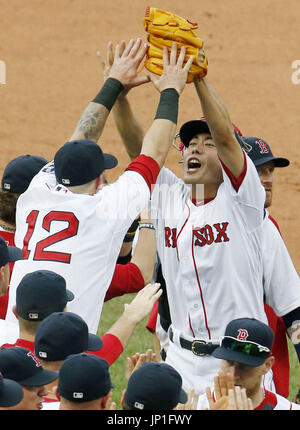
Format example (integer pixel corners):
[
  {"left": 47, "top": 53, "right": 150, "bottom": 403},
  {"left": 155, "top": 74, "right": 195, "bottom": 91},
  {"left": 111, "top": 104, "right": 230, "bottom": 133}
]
[{"left": 267, "top": 213, "right": 281, "bottom": 234}]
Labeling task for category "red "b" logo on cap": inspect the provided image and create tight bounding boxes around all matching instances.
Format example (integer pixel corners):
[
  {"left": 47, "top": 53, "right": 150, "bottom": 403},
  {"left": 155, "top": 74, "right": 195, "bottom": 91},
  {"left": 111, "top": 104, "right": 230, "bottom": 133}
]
[
  {"left": 237, "top": 329, "right": 248, "bottom": 341},
  {"left": 256, "top": 139, "right": 269, "bottom": 154}
]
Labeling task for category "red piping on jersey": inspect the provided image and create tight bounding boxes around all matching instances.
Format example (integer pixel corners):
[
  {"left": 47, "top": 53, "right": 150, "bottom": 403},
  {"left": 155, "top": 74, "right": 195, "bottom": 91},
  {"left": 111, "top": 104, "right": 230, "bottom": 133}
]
[
  {"left": 188, "top": 314, "right": 196, "bottom": 337},
  {"left": 255, "top": 389, "right": 278, "bottom": 410},
  {"left": 219, "top": 150, "right": 247, "bottom": 192},
  {"left": 268, "top": 214, "right": 281, "bottom": 235},
  {"left": 191, "top": 225, "right": 211, "bottom": 340},
  {"left": 175, "top": 201, "right": 191, "bottom": 260}
]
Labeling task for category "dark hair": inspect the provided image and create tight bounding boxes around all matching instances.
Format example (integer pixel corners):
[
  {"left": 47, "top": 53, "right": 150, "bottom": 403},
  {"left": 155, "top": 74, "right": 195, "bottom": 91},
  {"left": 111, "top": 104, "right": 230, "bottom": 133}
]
[{"left": 0, "top": 190, "right": 19, "bottom": 226}]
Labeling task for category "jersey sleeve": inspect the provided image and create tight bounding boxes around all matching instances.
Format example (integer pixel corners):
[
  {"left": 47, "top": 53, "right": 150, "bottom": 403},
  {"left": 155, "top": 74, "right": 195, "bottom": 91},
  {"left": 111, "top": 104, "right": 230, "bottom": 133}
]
[
  {"left": 87, "top": 333, "right": 123, "bottom": 366},
  {"left": 220, "top": 150, "right": 266, "bottom": 230},
  {"left": 26, "top": 161, "right": 57, "bottom": 190},
  {"left": 104, "top": 262, "right": 145, "bottom": 302},
  {"left": 263, "top": 216, "right": 300, "bottom": 316},
  {"left": 96, "top": 156, "right": 159, "bottom": 235},
  {"left": 149, "top": 167, "right": 186, "bottom": 230}
]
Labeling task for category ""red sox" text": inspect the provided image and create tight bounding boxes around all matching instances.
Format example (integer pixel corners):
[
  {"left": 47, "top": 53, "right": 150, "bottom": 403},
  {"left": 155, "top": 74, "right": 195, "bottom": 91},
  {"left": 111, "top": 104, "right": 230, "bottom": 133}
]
[{"left": 165, "top": 222, "right": 230, "bottom": 248}]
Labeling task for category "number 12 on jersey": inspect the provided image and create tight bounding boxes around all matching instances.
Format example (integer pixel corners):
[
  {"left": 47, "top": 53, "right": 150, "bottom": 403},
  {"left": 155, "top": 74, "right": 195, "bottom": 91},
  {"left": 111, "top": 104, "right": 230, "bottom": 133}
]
[{"left": 22, "top": 210, "right": 79, "bottom": 263}]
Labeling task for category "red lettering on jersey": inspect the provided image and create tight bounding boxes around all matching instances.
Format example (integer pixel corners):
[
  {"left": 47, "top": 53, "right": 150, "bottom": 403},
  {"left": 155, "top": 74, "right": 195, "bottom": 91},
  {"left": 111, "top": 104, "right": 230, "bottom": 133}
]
[
  {"left": 237, "top": 329, "right": 249, "bottom": 341},
  {"left": 164, "top": 227, "right": 177, "bottom": 248},
  {"left": 193, "top": 228, "right": 206, "bottom": 247},
  {"left": 214, "top": 222, "right": 230, "bottom": 243},
  {"left": 193, "top": 223, "right": 230, "bottom": 247},
  {"left": 256, "top": 139, "right": 269, "bottom": 154},
  {"left": 204, "top": 225, "right": 214, "bottom": 245}
]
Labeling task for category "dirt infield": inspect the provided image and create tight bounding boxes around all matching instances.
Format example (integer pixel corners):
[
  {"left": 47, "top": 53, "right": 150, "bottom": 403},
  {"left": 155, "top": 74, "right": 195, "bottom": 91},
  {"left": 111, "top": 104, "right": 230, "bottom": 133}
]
[{"left": 0, "top": 0, "right": 299, "bottom": 271}]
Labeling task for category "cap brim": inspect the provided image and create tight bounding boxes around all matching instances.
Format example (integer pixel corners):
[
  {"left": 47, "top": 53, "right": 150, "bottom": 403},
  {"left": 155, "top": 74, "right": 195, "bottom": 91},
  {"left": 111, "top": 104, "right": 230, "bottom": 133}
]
[
  {"left": 104, "top": 154, "right": 118, "bottom": 170},
  {"left": 178, "top": 388, "right": 188, "bottom": 404},
  {"left": 179, "top": 120, "right": 210, "bottom": 147},
  {"left": 7, "top": 246, "right": 23, "bottom": 263},
  {"left": 254, "top": 156, "right": 290, "bottom": 168},
  {"left": 0, "top": 378, "right": 24, "bottom": 407},
  {"left": 212, "top": 346, "right": 267, "bottom": 367},
  {"left": 19, "top": 368, "right": 58, "bottom": 387},
  {"left": 66, "top": 289, "right": 75, "bottom": 302},
  {"left": 87, "top": 333, "right": 103, "bottom": 351}
]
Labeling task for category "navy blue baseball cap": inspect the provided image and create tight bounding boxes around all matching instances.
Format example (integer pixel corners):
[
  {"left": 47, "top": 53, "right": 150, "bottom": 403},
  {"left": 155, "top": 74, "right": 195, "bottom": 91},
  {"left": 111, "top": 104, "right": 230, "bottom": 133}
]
[
  {"left": 34, "top": 312, "right": 103, "bottom": 361},
  {"left": 0, "top": 347, "right": 58, "bottom": 387},
  {"left": 0, "top": 236, "right": 23, "bottom": 268},
  {"left": 54, "top": 140, "right": 118, "bottom": 186},
  {"left": 179, "top": 117, "right": 243, "bottom": 147},
  {"left": 0, "top": 372, "right": 24, "bottom": 407},
  {"left": 16, "top": 270, "right": 74, "bottom": 321},
  {"left": 213, "top": 318, "right": 274, "bottom": 367},
  {"left": 2, "top": 155, "right": 48, "bottom": 194},
  {"left": 57, "top": 353, "right": 113, "bottom": 402},
  {"left": 238, "top": 137, "right": 289, "bottom": 168},
  {"left": 124, "top": 362, "right": 187, "bottom": 410}
]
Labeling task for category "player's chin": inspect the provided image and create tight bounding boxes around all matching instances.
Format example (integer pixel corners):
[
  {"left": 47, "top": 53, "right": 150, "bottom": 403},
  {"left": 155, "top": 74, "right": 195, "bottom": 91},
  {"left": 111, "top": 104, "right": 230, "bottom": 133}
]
[{"left": 183, "top": 169, "right": 204, "bottom": 185}]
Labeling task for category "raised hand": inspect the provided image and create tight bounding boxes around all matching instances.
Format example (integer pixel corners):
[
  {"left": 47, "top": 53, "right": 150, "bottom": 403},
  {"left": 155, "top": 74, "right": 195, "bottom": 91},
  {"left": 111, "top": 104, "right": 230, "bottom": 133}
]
[
  {"left": 106, "top": 38, "right": 150, "bottom": 89},
  {"left": 149, "top": 42, "right": 194, "bottom": 95}
]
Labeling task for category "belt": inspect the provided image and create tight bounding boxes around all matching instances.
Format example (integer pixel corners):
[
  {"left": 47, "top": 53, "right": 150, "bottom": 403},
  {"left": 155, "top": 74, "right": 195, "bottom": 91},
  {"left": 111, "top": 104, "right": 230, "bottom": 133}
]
[{"left": 169, "top": 327, "right": 219, "bottom": 357}]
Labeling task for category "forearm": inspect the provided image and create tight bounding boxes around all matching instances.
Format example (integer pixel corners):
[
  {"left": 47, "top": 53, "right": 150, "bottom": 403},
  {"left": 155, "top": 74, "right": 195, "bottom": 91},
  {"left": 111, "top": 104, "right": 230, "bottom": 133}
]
[
  {"left": 140, "top": 89, "right": 178, "bottom": 168},
  {"left": 131, "top": 221, "right": 156, "bottom": 285},
  {"left": 106, "top": 312, "right": 137, "bottom": 348},
  {"left": 112, "top": 96, "right": 144, "bottom": 160},
  {"left": 69, "top": 102, "right": 109, "bottom": 142},
  {"left": 194, "top": 77, "right": 234, "bottom": 145},
  {"left": 70, "top": 78, "right": 124, "bottom": 142},
  {"left": 194, "top": 77, "right": 244, "bottom": 176}
]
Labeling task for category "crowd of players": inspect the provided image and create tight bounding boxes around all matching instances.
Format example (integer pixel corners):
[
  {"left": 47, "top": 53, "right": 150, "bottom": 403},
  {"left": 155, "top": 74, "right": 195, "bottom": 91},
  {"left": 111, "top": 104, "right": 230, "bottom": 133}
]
[{"left": 0, "top": 38, "right": 299, "bottom": 411}]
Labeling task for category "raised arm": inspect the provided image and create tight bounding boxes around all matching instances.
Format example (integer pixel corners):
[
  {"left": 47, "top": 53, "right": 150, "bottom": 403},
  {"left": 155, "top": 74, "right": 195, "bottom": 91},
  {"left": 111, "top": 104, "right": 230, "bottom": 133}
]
[
  {"left": 140, "top": 43, "right": 194, "bottom": 168},
  {"left": 69, "top": 38, "right": 149, "bottom": 142},
  {"left": 105, "top": 283, "right": 162, "bottom": 348},
  {"left": 193, "top": 76, "right": 244, "bottom": 178}
]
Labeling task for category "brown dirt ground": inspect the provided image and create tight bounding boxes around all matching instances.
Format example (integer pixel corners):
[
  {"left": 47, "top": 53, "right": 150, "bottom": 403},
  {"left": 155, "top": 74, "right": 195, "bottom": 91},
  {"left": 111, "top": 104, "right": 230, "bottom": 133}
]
[{"left": 0, "top": 0, "right": 299, "bottom": 272}]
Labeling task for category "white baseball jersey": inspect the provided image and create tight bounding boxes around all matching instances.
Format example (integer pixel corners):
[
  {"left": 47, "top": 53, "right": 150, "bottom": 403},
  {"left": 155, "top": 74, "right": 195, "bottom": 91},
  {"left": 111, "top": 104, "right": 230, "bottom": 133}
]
[
  {"left": 149, "top": 150, "right": 268, "bottom": 391},
  {"left": 5, "top": 155, "right": 158, "bottom": 337},
  {"left": 263, "top": 212, "right": 300, "bottom": 316}
]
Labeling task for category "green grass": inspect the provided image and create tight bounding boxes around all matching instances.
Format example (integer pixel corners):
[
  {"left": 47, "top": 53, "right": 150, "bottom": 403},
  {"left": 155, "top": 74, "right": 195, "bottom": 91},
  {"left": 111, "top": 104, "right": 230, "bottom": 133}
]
[
  {"left": 98, "top": 294, "right": 300, "bottom": 408},
  {"left": 97, "top": 294, "right": 154, "bottom": 409}
]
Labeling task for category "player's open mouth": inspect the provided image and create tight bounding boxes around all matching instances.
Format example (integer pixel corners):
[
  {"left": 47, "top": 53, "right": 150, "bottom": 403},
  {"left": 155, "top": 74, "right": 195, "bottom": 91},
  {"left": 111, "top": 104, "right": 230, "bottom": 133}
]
[{"left": 187, "top": 157, "right": 202, "bottom": 172}]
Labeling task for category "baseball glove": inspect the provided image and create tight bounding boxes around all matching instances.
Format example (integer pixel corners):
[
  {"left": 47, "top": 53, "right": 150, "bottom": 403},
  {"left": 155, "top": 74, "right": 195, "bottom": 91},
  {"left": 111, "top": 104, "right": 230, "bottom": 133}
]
[{"left": 143, "top": 6, "right": 208, "bottom": 83}]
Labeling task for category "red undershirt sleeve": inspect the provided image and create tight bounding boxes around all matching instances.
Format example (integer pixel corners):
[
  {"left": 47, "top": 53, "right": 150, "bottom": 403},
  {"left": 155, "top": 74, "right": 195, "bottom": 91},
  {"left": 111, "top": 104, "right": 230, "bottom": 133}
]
[
  {"left": 125, "top": 154, "right": 160, "bottom": 194},
  {"left": 87, "top": 333, "right": 123, "bottom": 366},
  {"left": 104, "top": 262, "right": 145, "bottom": 302}
]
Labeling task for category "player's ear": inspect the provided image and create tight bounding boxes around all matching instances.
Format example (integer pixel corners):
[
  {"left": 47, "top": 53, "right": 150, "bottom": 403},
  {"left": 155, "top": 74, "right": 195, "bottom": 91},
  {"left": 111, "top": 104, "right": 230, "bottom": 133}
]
[
  {"left": 0, "top": 265, "right": 4, "bottom": 280},
  {"left": 120, "top": 388, "right": 126, "bottom": 406},
  {"left": 262, "top": 356, "right": 275, "bottom": 375},
  {"left": 53, "top": 386, "right": 60, "bottom": 401},
  {"left": 12, "top": 305, "right": 19, "bottom": 319}
]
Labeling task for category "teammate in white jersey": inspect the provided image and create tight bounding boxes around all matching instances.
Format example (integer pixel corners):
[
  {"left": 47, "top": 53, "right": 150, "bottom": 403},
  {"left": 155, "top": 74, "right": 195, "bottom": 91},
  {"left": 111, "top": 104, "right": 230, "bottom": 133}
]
[
  {"left": 5, "top": 39, "right": 194, "bottom": 336},
  {"left": 197, "top": 318, "right": 300, "bottom": 410},
  {"left": 105, "top": 64, "right": 300, "bottom": 394},
  {"left": 238, "top": 136, "right": 300, "bottom": 398}
]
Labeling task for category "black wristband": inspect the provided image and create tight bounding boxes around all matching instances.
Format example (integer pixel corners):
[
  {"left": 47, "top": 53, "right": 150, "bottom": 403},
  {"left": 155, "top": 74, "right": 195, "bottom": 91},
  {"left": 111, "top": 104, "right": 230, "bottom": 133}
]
[
  {"left": 92, "top": 78, "right": 124, "bottom": 111},
  {"left": 155, "top": 88, "right": 179, "bottom": 124}
]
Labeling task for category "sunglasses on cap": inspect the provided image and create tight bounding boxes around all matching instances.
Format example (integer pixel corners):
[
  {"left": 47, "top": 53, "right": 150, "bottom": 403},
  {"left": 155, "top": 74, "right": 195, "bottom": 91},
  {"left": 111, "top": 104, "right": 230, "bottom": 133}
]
[
  {"left": 173, "top": 133, "right": 184, "bottom": 152},
  {"left": 220, "top": 336, "right": 271, "bottom": 357}
]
